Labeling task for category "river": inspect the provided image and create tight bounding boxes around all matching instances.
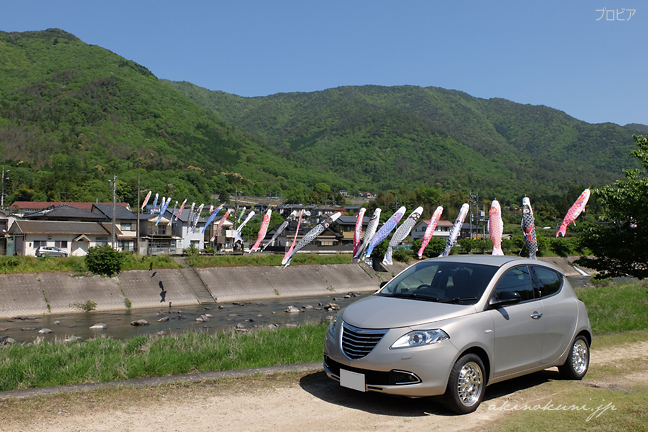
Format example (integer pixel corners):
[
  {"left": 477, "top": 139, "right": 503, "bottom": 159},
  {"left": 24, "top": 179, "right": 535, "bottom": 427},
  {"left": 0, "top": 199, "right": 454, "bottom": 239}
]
[{"left": 1, "top": 275, "right": 597, "bottom": 344}]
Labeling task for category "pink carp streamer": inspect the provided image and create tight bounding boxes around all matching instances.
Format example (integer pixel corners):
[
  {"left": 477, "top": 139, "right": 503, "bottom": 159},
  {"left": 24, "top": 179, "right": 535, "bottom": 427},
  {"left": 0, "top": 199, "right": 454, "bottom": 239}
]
[
  {"left": 282, "top": 210, "right": 303, "bottom": 264},
  {"left": 488, "top": 200, "right": 504, "bottom": 255},
  {"left": 141, "top": 191, "right": 152, "bottom": 210},
  {"left": 557, "top": 189, "right": 590, "bottom": 237},
  {"left": 211, "top": 210, "right": 231, "bottom": 242},
  {"left": 251, "top": 209, "right": 273, "bottom": 252},
  {"left": 352, "top": 208, "right": 366, "bottom": 257},
  {"left": 417, "top": 206, "right": 443, "bottom": 259},
  {"left": 175, "top": 199, "right": 188, "bottom": 221}
]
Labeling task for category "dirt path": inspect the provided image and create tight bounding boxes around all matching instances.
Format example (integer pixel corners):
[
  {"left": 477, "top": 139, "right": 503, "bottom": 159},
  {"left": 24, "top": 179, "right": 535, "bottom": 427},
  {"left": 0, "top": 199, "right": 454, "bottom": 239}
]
[{"left": 1, "top": 342, "right": 647, "bottom": 432}]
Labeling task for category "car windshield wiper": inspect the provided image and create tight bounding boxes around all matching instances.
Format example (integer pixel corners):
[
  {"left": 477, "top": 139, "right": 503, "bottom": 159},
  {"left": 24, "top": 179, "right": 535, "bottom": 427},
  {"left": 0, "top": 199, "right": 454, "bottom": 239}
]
[
  {"left": 440, "top": 297, "right": 478, "bottom": 304},
  {"left": 387, "top": 292, "right": 439, "bottom": 302}
]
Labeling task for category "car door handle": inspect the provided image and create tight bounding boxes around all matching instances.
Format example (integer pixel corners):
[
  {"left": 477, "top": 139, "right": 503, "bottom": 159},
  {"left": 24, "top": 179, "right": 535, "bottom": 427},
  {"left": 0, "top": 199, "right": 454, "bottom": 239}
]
[{"left": 530, "top": 312, "right": 543, "bottom": 319}]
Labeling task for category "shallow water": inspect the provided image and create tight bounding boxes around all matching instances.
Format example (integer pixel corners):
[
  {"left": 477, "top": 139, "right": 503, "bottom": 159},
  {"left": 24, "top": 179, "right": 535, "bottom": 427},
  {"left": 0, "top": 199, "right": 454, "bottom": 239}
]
[
  {"left": 0, "top": 275, "right": 629, "bottom": 344},
  {"left": 0, "top": 292, "right": 370, "bottom": 344}
]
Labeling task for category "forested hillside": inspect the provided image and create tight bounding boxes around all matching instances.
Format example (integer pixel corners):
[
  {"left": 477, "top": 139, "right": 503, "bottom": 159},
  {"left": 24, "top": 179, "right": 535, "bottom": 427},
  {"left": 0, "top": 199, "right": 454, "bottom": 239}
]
[
  {"left": 164, "top": 81, "right": 643, "bottom": 203},
  {"left": 0, "top": 29, "right": 347, "bottom": 206},
  {"left": 0, "top": 28, "right": 642, "bottom": 211}
]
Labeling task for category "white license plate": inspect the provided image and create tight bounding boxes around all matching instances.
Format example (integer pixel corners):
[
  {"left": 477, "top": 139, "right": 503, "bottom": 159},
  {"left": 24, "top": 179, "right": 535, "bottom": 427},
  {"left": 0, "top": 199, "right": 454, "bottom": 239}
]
[{"left": 340, "top": 369, "right": 365, "bottom": 392}]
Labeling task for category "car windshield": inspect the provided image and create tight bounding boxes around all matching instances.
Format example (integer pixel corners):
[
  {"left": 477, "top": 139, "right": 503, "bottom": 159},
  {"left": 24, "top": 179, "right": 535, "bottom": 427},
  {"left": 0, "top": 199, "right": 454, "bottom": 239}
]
[{"left": 377, "top": 260, "right": 499, "bottom": 304}]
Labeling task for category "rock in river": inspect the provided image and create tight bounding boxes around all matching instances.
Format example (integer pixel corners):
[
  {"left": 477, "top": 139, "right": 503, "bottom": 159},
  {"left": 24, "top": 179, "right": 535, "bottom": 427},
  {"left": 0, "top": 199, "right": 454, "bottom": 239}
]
[
  {"left": 90, "top": 323, "right": 107, "bottom": 329},
  {"left": 130, "top": 320, "right": 149, "bottom": 326}
]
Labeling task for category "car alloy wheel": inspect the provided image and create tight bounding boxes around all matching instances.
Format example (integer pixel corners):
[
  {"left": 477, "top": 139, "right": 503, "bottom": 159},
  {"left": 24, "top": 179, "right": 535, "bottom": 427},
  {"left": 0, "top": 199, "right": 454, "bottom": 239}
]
[
  {"left": 444, "top": 353, "right": 486, "bottom": 414},
  {"left": 559, "top": 335, "right": 589, "bottom": 379}
]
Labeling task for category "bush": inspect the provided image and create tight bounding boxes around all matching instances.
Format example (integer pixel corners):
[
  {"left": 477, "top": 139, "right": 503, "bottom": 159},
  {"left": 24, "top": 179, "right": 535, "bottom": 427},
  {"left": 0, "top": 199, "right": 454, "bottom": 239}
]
[
  {"left": 84, "top": 245, "right": 124, "bottom": 277},
  {"left": 392, "top": 248, "right": 409, "bottom": 263},
  {"left": 550, "top": 237, "right": 574, "bottom": 257},
  {"left": 71, "top": 300, "right": 97, "bottom": 312},
  {"left": 458, "top": 238, "right": 473, "bottom": 254},
  {"left": 184, "top": 244, "right": 199, "bottom": 256}
]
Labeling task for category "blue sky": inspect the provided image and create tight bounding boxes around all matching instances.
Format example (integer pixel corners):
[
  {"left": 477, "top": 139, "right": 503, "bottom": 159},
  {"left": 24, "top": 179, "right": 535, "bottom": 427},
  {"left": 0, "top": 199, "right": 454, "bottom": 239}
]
[{"left": 2, "top": 0, "right": 645, "bottom": 126}]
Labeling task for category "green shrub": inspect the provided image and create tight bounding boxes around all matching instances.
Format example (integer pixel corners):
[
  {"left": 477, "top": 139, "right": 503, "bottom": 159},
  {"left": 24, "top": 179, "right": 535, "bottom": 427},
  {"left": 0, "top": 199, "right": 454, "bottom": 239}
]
[
  {"left": 458, "top": 238, "right": 473, "bottom": 254},
  {"left": 71, "top": 300, "right": 97, "bottom": 312},
  {"left": 392, "top": 248, "right": 409, "bottom": 263},
  {"left": 184, "top": 244, "right": 199, "bottom": 256},
  {"left": 550, "top": 237, "right": 574, "bottom": 257},
  {"left": 84, "top": 245, "right": 124, "bottom": 277}
]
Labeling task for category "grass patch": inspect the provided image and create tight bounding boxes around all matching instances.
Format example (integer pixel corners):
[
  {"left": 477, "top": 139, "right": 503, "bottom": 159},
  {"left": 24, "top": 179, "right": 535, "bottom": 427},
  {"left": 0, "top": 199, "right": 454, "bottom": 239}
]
[
  {"left": 575, "top": 279, "right": 648, "bottom": 334},
  {"left": 0, "top": 254, "right": 181, "bottom": 274},
  {"left": 186, "top": 253, "right": 353, "bottom": 267},
  {"left": 484, "top": 382, "right": 648, "bottom": 431},
  {"left": 0, "top": 256, "right": 86, "bottom": 274},
  {"left": 0, "top": 323, "right": 329, "bottom": 392}
]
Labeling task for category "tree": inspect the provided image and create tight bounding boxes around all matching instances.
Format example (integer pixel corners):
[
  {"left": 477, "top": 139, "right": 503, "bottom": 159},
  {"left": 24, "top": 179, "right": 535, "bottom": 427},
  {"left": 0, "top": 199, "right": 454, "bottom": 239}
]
[
  {"left": 576, "top": 135, "right": 648, "bottom": 279},
  {"left": 85, "top": 245, "right": 124, "bottom": 277}
]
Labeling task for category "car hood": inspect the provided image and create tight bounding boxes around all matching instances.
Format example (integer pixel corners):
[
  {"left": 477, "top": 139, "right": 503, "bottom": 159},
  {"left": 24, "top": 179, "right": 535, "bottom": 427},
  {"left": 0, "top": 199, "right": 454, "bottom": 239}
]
[{"left": 341, "top": 295, "right": 476, "bottom": 329}]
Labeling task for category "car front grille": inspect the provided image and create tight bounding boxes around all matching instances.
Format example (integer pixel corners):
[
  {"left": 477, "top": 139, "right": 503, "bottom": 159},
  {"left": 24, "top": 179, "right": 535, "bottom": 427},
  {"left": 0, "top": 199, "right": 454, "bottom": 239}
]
[{"left": 341, "top": 322, "right": 387, "bottom": 360}]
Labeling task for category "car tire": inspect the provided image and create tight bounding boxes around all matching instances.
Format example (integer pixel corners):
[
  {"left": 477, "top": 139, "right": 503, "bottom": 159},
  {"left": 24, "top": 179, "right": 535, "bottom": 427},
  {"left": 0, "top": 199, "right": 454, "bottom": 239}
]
[
  {"left": 558, "top": 335, "right": 589, "bottom": 380},
  {"left": 443, "top": 353, "right": 486, "bottom": 414}
]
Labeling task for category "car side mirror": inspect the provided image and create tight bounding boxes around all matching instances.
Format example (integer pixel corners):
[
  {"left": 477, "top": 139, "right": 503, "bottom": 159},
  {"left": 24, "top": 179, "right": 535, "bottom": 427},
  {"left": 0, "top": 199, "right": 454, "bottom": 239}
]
[
  {"left": 489, "top": 291, "right": 521, "bottom": 308},
  {"left": 379, "top": 281, "right": 388, "bottom": 289}
]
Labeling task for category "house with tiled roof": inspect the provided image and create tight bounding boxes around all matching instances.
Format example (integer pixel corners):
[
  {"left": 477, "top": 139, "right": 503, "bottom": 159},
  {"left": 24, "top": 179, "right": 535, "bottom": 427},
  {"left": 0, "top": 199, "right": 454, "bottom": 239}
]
[
  {"left": 8, "top": 220, "right": 122, "bottom": 257},
  {"left": 91, "top": 204, "right": 139, "bottom": 252},
  {"left": 411, "top": 219, "right": 455, "bottom": 241}
]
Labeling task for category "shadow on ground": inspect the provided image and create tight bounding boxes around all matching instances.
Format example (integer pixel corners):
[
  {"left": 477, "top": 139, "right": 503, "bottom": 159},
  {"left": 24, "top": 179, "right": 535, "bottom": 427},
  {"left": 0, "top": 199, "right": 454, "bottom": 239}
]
[{"left": 299, "top": 368, "right": 562, "bottom": 417}]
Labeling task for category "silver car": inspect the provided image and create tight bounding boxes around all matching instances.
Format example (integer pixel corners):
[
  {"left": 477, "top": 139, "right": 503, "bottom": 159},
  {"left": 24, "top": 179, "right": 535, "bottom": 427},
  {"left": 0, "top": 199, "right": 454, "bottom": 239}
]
[
  {"left": 324, "top": 256, "right": 592, "bottom": 414},
  {"left": 35, "top": 246, "right": 68, "bottom": 257}
]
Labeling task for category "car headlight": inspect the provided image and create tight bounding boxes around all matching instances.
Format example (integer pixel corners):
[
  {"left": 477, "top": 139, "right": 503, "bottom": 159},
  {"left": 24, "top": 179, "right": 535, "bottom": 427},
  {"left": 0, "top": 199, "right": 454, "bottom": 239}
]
[
  {"left": 390, "top": 329, "right": 450, "bottom": 349},
  {"left": 326, "top": 315, "right": 338, "bottom": 339}
]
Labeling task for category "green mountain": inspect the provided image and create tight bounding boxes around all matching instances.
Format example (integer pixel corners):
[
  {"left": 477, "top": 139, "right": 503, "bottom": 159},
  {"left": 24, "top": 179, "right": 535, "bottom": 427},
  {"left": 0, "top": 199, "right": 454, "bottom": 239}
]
[
  {"left": 0, "top": 29, "right": 346, "bottom": 205},
  {"left": 0, "top": 28, "right": 641, "bottom": 209},
  {"left": 625, "top": 123, "right": 648, "bottom": 134},
  {"left": 163, "top": 81, "right": 640, "bottom": 201}
]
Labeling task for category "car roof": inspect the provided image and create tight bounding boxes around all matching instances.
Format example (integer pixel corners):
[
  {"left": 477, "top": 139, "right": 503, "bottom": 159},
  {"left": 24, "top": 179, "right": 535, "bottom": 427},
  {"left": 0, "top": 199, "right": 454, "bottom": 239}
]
[{"left": 421, "top": 255, "right": 562, "bottom": 272}]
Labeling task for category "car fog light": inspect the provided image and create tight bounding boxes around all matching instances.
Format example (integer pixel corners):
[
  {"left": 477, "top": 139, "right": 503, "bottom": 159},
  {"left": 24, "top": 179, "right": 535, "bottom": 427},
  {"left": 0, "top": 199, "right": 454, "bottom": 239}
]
[{"left": 390, "top": 329, "right": 449, "bottom": 349}]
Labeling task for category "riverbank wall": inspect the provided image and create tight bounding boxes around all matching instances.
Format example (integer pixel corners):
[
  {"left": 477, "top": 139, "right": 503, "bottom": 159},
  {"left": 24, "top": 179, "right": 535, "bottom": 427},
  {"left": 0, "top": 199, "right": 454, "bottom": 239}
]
[
  {"left": 0, "top": 257, "right": 587, "bottom": 319},
  {"left": 0, "top": 262, "right": 407, "bottom": 319}
]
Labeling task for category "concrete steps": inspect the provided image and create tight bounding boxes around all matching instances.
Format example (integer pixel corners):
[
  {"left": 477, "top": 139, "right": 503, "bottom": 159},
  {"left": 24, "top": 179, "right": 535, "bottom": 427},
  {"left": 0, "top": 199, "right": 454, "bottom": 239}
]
[{"left": 174, "top": 258, "right": 216, "bottom": 304}]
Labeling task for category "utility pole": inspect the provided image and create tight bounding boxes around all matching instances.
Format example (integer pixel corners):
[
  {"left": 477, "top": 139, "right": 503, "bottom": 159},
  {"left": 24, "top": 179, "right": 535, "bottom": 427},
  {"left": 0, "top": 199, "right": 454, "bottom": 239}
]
[
  {"left": 1, "top": 167, "right": 8, "bottom": 210},
  {"left": 469, "top": 190, "right": 479, "bottom": 240},
  {"left": 111, "top": 174, "right": 117, "bottom": 248},
  {"left": 234, "top": 187, "right": 243, "bottom": 230},
  {"left": 136, "top": 172, "right": 140, "bottom": 255}
]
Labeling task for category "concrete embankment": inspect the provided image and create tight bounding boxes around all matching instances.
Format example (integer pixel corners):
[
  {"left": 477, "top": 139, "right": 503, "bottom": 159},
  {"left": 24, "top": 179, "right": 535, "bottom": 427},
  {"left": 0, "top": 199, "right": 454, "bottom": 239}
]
[
  {"left": 0, "top": 256, "right": 588, "bottom": 319},
  {"left": 0, "top": 262, "right": 404, "bottom": 319}
]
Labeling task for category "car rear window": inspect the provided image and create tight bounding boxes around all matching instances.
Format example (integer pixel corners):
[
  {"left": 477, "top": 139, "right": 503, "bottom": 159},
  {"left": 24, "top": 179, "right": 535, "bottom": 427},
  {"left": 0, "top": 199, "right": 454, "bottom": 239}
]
[{"left": 531, "top": 266, "right": 563, "bottom": 298}]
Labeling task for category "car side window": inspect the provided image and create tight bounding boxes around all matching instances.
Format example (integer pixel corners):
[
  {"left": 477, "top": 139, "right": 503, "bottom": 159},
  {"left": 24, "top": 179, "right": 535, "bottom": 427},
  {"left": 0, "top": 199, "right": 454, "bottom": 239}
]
[
  {"left": 493, "top": 266, "right": 536, "bottom": 302},
  {"left": 531, "top": 266, "right": 563, "bottom": 298}
]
